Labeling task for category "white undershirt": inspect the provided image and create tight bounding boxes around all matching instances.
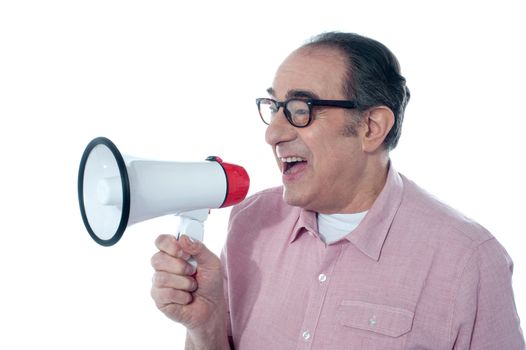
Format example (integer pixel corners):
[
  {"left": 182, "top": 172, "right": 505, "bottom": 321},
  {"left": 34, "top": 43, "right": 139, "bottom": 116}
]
[{"left": 317, "top": 211, "right": 368, "bottom": 244}]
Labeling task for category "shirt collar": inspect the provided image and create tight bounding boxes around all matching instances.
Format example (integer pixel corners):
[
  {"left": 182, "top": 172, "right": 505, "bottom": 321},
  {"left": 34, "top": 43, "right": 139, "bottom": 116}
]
[
  {"left": 290, "top": 207, "right": 318, "bottom": 243},
  {"left": 347, "top": 164, "right": 404, "bottom": 261},
  {"left": 289, "top": 163, "right": 404, "bottom": 261}
]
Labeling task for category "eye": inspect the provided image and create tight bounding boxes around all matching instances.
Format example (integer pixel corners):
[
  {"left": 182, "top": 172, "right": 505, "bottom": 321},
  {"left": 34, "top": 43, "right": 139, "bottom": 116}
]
[
  {"left": 293, "top": 108, "right": 309, "bottom": 116},
  {"left": 287, "top": 100, "right": 310, "bottom": 126},
  {"left": 292, "top": 111, "right": 309, "bottom": 126}
]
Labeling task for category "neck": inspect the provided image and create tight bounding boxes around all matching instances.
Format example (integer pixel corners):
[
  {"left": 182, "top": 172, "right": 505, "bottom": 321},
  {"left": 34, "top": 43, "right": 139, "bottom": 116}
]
[{"left": 328, "top": 154, "right": 390, "bottom": 214}]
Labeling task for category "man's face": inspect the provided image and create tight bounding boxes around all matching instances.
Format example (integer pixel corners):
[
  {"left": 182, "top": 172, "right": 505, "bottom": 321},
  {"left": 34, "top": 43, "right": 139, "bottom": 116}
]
[{"left": 265, "top": 47, "right": 369, "bottom": 214}]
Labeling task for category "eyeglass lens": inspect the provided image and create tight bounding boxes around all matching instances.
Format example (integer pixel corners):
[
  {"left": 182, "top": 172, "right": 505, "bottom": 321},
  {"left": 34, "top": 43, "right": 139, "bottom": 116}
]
[{"left": 259, "top": 99, "right": 311, "bottom": 127}]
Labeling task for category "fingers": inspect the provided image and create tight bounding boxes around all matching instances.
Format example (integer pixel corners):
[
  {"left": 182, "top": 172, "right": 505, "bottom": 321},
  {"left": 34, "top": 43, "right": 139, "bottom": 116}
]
[
  {"left": 178, "top": 235, "right": 220, "bottom": 269},
  {"left": 151, "top": 234, "right": 198, "bottom": 310},
  {"left": 151, "top": 287, "right": 193, "bottom": 306},
  {"left": 152, "top": 234, "right": 195, "bottom": 276},
  {"left": 151, "top": 250, "right": 195, "bottom": 276},
  {"left": 154, "top": 234, "right": 219, "bottom": 269},
  {"left": 150, "top": 234, "right": 226, "bottom": 328},
  {"left": 155, "top": 234, "right": 191, "bottom": 260},
  {"left": 153, "top": 271, "right": 197, "bottom": 292}
]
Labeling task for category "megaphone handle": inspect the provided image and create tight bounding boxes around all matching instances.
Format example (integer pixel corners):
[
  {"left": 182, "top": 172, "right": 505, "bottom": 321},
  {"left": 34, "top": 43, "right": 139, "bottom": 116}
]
[{"left": 177, "top": 209, "right": 209, "bottom": 270}]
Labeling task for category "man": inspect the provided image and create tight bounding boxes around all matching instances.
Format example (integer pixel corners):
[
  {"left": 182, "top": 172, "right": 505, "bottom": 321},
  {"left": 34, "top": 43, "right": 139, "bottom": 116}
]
[{"left": 150, "top": 32, "right": 524, "bottom": 349}]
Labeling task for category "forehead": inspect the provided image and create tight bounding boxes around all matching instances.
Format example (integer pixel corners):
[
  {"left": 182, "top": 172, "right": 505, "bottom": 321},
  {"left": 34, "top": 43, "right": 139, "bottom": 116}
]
[{"left": 271, "top": 46, "right": 348, "bottom": 100}]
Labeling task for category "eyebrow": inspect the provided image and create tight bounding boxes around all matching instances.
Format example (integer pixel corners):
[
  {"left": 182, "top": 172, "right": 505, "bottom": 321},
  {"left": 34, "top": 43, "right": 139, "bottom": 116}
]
[{"left": 266, "top": 87, "right": 320, "bottom": 100}]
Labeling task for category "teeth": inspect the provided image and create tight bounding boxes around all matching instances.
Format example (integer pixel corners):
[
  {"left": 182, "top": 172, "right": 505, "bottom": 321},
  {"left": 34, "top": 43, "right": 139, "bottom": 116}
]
[{"left": 280, "top": 156, "right": 305, "bottom": 163}]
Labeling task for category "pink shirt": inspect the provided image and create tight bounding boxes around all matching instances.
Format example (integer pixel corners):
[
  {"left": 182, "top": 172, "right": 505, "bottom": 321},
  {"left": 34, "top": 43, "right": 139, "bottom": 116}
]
[{"left": 222, "top": 165, "right": 524, "bottom": 349}]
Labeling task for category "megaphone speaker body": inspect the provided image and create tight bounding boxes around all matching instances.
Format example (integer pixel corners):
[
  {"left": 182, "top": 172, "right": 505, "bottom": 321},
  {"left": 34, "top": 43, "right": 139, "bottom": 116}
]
[{"left": 78, "top": 137, "right": 250, "bottom": 246}]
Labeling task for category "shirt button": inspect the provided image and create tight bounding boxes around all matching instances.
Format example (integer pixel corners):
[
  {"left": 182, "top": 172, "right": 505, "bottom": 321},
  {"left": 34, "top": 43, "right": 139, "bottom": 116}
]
[
  {"left": 318, "top": 273, "right": 327, "bottom": 283},
  {"left": 302, "top": 330, "right": 311, "bottom": 341}
]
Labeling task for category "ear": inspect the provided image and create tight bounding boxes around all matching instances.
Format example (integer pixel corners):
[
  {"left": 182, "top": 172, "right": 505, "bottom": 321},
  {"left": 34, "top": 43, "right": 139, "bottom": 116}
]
[{"left": 361, "top": 106, "right": 395, "bottom": 153}]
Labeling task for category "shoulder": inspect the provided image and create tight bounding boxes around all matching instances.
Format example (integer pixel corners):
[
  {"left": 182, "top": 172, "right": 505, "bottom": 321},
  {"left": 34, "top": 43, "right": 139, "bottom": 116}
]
[
  {"left": 230, "top": 186, "right": 284, "bottom": 217},
  {"left": 398, "top": 173, "right": 495, "bottom": 248},
  {"left": 224, "top": 187, "right": 302, "bottom": 263},
  {"left": 229, "top": 186, "right": 297, "bottom": 226},
  {"left": 226, "top": 186, "right": 303, "bottom": 242},
  {"left": 393, "top": 172, "right": 516, "bottom": 285}
]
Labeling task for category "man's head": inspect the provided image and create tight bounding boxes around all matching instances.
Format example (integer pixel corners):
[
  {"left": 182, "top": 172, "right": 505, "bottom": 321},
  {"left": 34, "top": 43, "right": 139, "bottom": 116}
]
[{"left": 262, "top": 32, "right": 409, "bottom": 214}]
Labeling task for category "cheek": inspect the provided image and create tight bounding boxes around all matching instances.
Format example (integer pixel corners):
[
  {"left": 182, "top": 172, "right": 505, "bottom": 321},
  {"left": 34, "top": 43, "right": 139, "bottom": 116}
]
[
  {"left": 302, "top": 121, "right": 359, "bottom": 172},
  {"left": 319, "top": 155, "right": 346, "bottom": 186},
  {"left": 311, "top": 138, "right": 361, "bottom": 178},
  {"left": 309, "top": 146, "right": 344, "bottom": 190}
]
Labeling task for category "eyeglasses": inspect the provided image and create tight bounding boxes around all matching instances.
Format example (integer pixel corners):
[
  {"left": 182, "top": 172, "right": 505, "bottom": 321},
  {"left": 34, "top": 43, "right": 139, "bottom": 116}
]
[{"left": 256, "top": 97, "right": 357, "bottom": 127}]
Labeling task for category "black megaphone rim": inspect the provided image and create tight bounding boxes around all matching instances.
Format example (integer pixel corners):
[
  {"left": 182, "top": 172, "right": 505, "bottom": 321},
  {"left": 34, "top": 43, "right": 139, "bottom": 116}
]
[{"left": 78, "top": 137, "right": 130, "bottom": 246}]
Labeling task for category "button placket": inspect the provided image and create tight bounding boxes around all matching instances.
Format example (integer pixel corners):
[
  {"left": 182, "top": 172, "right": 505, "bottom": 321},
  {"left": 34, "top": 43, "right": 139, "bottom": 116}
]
[{"left": 296, "top": 242, "right": 343, "bottom": 349}]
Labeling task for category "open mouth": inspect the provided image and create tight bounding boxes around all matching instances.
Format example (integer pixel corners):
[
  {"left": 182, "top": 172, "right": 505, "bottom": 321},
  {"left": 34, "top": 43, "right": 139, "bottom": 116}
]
[{"left": 280, "top": 156, "right": 307, "bottom": 174}]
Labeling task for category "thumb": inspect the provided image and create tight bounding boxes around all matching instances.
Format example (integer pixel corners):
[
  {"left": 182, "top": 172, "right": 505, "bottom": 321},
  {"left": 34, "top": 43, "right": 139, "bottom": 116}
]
[{"left": 179, "top": 234, "right": 220, "bottom": 268}]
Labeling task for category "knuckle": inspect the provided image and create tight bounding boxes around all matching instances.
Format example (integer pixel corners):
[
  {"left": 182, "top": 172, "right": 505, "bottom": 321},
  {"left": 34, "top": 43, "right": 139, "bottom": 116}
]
[
  {"left": 150, "top": 252, "right": 164, "bottom": 269},
  {"left": 155, "top": 234, "right": 170, "bottom": 244},
  {"left": 150, "top": 287, "right": 161, "bottom": 303},
  {"left": 154, "top": 235, "right": 167, "bottom": 248},
  {"left": 150, "top": 253, "right": 159, "bottom": 268},
  {"left": 155, "top": 234, "right": 175, "bottom": 250}
]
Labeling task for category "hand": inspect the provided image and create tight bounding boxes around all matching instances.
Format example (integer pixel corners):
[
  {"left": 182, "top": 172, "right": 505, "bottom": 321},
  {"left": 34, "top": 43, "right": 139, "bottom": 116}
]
[{"left": 150, "top": 234, "right": 226, "bottom": 330}]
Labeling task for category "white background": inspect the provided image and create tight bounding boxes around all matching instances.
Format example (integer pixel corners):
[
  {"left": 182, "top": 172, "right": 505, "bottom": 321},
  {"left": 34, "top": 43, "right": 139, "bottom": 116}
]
[{"left": 1, "top": 0, "right": 524, "bottom": 348}]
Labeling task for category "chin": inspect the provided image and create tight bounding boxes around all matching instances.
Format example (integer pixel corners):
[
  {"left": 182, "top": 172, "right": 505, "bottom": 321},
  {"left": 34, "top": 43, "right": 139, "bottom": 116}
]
[{"left": 282, "top": 187, "right": 309, "bottom": 209}]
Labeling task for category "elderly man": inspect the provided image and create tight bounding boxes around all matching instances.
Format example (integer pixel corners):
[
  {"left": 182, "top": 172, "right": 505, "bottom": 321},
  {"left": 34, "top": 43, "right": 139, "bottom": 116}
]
[{"left": 150, "top": 32, "right": 524, "bottom": 349}]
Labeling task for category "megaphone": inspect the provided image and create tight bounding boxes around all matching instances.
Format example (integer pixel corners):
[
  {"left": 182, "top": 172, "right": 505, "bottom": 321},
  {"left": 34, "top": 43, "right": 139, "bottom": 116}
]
[{"left": 78, "top": 137, "right": 250, "bottom": 247}]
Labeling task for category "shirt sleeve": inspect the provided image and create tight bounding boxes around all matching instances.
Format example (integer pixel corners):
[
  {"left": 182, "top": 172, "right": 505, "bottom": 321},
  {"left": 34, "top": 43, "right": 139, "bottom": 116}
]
[{"left": 451, "top": 238, "right": 525, "bottom": 349}]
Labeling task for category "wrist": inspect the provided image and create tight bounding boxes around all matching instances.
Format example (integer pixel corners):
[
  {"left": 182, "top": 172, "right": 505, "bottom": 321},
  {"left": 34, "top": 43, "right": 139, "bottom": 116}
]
[{"left": 185, "top": 305, "right": 230, "bottom": 350}]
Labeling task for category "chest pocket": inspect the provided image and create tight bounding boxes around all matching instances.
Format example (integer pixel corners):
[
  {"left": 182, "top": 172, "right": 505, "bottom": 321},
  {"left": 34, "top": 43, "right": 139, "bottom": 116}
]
[{"left": 336, "top": 300, "right": 414, "bottom": 349}]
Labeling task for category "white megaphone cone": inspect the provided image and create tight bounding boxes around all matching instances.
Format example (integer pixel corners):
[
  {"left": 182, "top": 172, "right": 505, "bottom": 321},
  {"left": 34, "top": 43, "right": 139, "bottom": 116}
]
[{"left": 78, "top": 137, "right": 250, "bottom": 247}]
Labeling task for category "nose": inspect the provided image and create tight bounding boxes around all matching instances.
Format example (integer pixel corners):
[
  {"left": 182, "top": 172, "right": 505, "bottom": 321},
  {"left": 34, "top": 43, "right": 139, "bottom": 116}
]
[{"left": 265, "top": 108, "right": 297, "bottom": 146}]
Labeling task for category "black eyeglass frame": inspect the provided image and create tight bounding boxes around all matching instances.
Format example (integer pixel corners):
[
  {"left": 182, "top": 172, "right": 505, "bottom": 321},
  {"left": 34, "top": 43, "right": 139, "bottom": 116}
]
[{"left": 256, "top": 97, "right": 358, "bottom": 128}]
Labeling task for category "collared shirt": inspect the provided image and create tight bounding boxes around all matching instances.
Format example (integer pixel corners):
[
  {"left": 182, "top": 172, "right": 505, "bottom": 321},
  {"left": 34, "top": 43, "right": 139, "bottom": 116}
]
[{"left": 221, "top": 165, "right": 525, "bottom": 349}]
